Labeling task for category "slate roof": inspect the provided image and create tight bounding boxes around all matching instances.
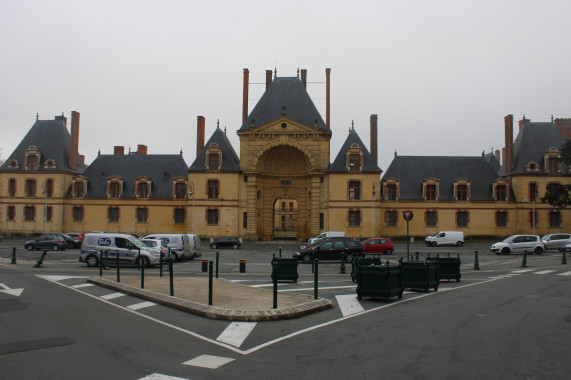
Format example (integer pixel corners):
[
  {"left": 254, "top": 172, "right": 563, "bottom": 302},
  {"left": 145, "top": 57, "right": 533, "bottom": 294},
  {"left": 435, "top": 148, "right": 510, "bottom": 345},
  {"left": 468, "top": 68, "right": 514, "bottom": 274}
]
[
  {"left": 499, "top": 121, "right": 568, "bottom": 175},
  {"left": 1, "top": 118, "right": 86, "bottom": 173},
  {"left": 238, "top": 77, "right": 328, "bottom": 132},
  {"left": 188, "top": 127, "right": 240, "bottom": 172},
  {"left": 78, "top": 154, "right": 188, "bottom": 198},
  {"left": 484, "top": 151, "right": 500, "bottom": 174},
  {"left": 382, "top": 155, "right": 499, "bottom": 200},
  {"left": 329, "top": 128, "right": 382, "bottom": 173}
]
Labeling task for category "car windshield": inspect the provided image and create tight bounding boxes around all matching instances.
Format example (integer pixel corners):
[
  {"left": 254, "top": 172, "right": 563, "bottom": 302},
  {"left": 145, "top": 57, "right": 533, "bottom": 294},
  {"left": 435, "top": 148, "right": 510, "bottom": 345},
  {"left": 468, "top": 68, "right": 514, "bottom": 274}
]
[
  {"left": 502, "top": 235, "right": 516, "bottom": 243},
  {"left": 361, "top": 238, "right": 372, "bottom": 244},
  {"left": 130, "top": 237, "right": 145, "bottom": 248},
  {"left": 143, "top": 241, "right": 157, "bottom": 247}
]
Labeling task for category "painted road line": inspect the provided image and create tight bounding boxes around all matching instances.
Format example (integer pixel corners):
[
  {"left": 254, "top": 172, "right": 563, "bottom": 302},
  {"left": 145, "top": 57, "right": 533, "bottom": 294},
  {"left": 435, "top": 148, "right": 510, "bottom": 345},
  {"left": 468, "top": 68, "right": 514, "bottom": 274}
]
[
  {"left": 37, "top": 275, "right": 90, "bottom": 282},
  {"left": 182, "top": 355, "right": 235, "bottom": 369},
  {"left": 127, "top": 301, "right": 156, "bottom": 311},
  {"left": 281, "top": 285, "right": 356, "bottom": 292},
  {"left": 510, "top": 269, "right": 535, "bottom": 274},
  {"left": 71, "top": 283, "right": 94, "bottom": 289},
  {"left": 101, "top": 292, "right": 126, "bottom": 300},
  {"left": 216, "top": 322, "right": 257, "bottom": 348},
  {"left": 139, "top": 374, "right": 189, "bottom": 380},
  {"left": 557, "top": 271, "right": 571, "bottom": 276},
  {"left": 533, "top": 270, "right": 557, "bottom": 275},
  {"left": 335, "top": 295, "right": 365, "bottom": 317}
]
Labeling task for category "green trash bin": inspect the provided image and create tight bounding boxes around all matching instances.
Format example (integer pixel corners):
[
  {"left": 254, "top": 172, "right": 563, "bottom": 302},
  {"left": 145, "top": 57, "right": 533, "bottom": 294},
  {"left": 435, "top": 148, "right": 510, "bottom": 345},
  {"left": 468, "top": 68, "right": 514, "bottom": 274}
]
[{"left": 271, "top": 257, "right": 299, "bottom": 283}]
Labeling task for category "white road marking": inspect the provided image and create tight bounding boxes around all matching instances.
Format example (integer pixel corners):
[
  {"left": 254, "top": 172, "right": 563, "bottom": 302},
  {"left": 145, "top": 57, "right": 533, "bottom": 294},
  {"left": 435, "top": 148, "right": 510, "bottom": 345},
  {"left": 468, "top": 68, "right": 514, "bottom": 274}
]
[
  {"left": 182, "top": 355, "right": 235, "bottom": 369},
  {"left": 281, "top": 285, "right": 356, "bottom": 292},
  {"left": 101, "top": 292, "right": 126, "bottom": 300},
  {"left": 139, "top": 374, "right": 189, "bottom": 380},
  {"left": 510, "top": 269, "right": 535, "bottom": 273},
  {"left": 127, "top": 301, "right": 156, "bottom": 310},
  {"left": 216, "top": 322, "right": 257, "bottom": 348},
  {"left": 335, "top": 295, "right": 365, "bottom": 316},
  {"left": 533, "top": 270, "right": 557, "bottom": 275},
  {"left": 71, "top": 283, "right": 94, "bottom": 289},
  {"left": 36, "top": 275, "right": 90, "bottom": 282},
  {"left": 557, "top": 271, "right": 571, "bottom": 276}
]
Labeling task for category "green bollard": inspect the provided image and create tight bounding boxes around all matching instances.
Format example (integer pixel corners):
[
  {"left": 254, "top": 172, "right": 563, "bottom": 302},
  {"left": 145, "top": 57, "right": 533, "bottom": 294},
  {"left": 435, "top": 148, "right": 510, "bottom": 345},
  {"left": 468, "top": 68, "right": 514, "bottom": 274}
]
[
  {"left": 11, "top": 247, "right": 16, "bottom": 264},
  {"left": 273, "top": 261, "right": 278, "bottom": 309},
  {"left": 208, "top": 260, "right": 213, "bottom": 306},
  {"left": 522, "top": 250, "right": 528, "bottom": 268},
  {"left": 116, "top": 251, "right": 120, "bottom": 283},
  {"left": 34, "top": 251, "right": 47, "bottom": 268},
  {"left": 104, "top": 251, "right": 109, "bottom": 270},
  {"left": 314, "top": 259, "right": 319, "bottom": 300},
  {"left": 137, "top": 248, "right": 141, "bottom": 271},
  {"left": 140, "top": 252, "right": 145, "bottom": 289},
  {"left": 563, "top": 248, "right": 568, "bottom": 265},
  {"left": 474, "top": 251, "right": 480, "bottom": 270},
  {"left": 279, "top": 246, "right": 282, "bottom": 258},
  {"left": 99, "top": 250, "right": 104, "bottom": 276},
  {"left": 167, "top": 247, "right": 171, "bottom": 272},
  {"left": 339, "top": 253, "right": 346, "bottom": 274},
  {"left": 216, "top": 251, "right": 219, "bottom": 279},
  {"left": 415, "top": 252, "right": 419, "bottom": 261},
  {"left": 169, "top": 255, "right": 174, "bottom": 296},
  {"left": 159, "top": 250, "right": 164, "bottom": 277}
]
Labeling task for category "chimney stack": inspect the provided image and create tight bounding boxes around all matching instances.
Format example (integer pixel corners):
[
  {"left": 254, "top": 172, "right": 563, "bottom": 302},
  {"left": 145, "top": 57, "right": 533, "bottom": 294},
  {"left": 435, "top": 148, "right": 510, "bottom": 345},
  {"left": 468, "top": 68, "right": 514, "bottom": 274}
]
[
  {"left": 197, "top": 116, "right": 205, "bottom": 157},
  {"left": 300, "top": 69, "right": 307, "bottom": 89},
  {"left": 504, "top": 115, "right": 514, "bottom": 173},
  {"left": 242, "top": 68, "right": 249, "bottom": 123},
  {"left": 494, "top": 149, "right": 500, "bottom": 163},
  {"left": 370, "top": 114, "right": 378, "bottom": 164},
  {"left": 137, "top": 144, "right": 148, "bottom": 155},
  {"left": 519, "top": 116, "right": 529, "bottom": 131},
  {"left": 114, "top": 146, "right": 125, "bottom": 155},
  {"left": 265, "top": 70, "right": 272, "bottom": 89},
  {"left": 70, "top": 111, "right": 80, "bottom": 170},
  {"left": 325, "top": 68, "right": 331, "bottom": 129},
  {"left": 554, "top": 118, "right": 571, "bottom": 140}
]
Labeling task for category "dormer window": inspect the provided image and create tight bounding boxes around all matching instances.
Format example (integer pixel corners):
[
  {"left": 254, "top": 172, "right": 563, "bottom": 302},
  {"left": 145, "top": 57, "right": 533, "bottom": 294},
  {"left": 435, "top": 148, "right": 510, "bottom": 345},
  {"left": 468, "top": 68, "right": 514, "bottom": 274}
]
[
  {"left": 384, "top": 178, "right": 400, "bottom": 201},
  {"left": 423, "top": 178, "right": 440, "bottom": 201},
  {"left": 544, "top": 148, "right": 561, "bottom": 174},
  {"left": 25, "top": 146, "right": 40, "bottom": 171},
  {"left": 72, "top": 176, "right": 87, "bottom": 198},
  {"left": 107, "top": 177, "right": 124, "bottom": 198},
  {"left": 346, "top": 144, "right": 363, "bottom": 171},
  {"left": 135, "top": 177, "right": 151, "bottom": 199},
  {"left": 493, "top": 179, "right": 509, "bottom": 201},
  {"left": 453, "top": 179, "right": 471, "bottom": 201},
  {"left": 44, "top": 159, "right": 56, "bottom": 169},
  {"left": 206, "top": 143, "right": 222, "bottom": 171},
  {"left": 172, "top": 177, "right": 187, "bottom": 199},
  {"left": 8, "top": 160, "right": 19, "bottom": 168},
  {"left": 526, "top": 162, "right": 539, "bottom": 172}
]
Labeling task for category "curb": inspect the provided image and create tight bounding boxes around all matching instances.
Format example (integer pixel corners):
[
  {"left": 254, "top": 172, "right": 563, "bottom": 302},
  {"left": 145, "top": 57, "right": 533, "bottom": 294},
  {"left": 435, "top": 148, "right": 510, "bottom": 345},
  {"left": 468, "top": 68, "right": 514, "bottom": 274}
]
[{"left": 87, "top": 277, "right": 332, "bottom": 321}]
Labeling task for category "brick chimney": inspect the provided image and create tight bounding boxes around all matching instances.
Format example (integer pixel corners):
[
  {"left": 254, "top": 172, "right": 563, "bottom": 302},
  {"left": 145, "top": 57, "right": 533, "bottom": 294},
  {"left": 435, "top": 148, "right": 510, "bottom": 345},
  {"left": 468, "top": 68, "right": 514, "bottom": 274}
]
[
  {"left": 242, "top": 68, "right": 249, "bottom": 123},
  {"left": 326, "top": 68, "right": 331, "bottom": 129},
  {"left": 519, "top": 116, "right": 529, "bottom": 131},
  {"left": 504, "top": 115, "right": 514, "bottom": 173},
  {"left": 494, "top": 149, "right": 500, "bottom": 163},
  {"left": 266, "top": 70, "right": 272, "bottom": 89},
  {"left": 54, "top": 114, "right": 67, "bottom": 125},
  {"left": 300, "top": 69, "right": 307, "bottom": 89},
  {"left": 197, "top": 116, "right": 205, "bottom": 157},
  {"left": 70, "top": 111, "right": 80, "bottom": 170},
  {"left": 370, "top": 115, "right": 378, "bottom": 164},
  {"left": 137, "top": 144, "right": 148, "bottom": 155},
  {"left": 554, "top": 118, "right": 571, "bottom": 140},
  {"left": 114, "top": 146, "right": 125, "bottom": 155}
]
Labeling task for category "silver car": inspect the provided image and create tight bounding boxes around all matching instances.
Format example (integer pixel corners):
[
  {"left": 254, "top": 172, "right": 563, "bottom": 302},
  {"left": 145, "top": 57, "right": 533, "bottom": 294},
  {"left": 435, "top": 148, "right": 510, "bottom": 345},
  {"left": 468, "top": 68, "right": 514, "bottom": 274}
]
[
  {"left": 490, "top": 235, "right": 545, "bottom": 255},
  {"left": 541, "top": 234, "right": 571, "bottom": 252}
]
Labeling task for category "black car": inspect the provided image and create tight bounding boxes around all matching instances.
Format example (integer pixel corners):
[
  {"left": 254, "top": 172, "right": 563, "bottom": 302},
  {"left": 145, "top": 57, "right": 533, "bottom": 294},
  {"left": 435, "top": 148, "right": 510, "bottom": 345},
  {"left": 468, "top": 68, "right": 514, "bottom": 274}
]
[
  {"left": 210, "top": 237, "right": 241, "bottom": 249},
  {"left": 44, "top": 233, "right": 81, "bottom": 248},
  {"left": 24, "top": 235, "right": 68, "bottom": 251},
  {"left": 293, "top": 237, "right": 365, "bottom": 264}
]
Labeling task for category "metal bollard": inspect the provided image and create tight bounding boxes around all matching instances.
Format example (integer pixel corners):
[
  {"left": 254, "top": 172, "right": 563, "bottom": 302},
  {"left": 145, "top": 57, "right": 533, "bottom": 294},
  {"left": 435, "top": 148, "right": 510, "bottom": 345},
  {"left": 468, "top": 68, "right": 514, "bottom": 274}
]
[
  {"left": 563, "top": 248, "right": 568, "bottom": 265},
  {"left": 169, "top": 255, "right": 174, "bottom": 296},
  {"left": 104, "top": 251, "right": 109, "bottom": 270},
  {"left": 201, "top": 260, "right": 208, "bottom": 272},
  {"left": 279, "top": 246, "right": 282, "bottom": 258},
  {"left": 474, "top": 251, "right": 480, "bottom": 270},
  {"left": 140, "top": 253, "right": 145, "bottom": 289},
  {"left": 137, "top": 248, "right": 141, "bottom": 271},
  {"left": 273, "top": 261, "right": 278, "bottom": 309},
  {"left": 116, "top": 251, "right": 120, "bottom": 283},
  {"left": 34, "top": 251, "right": 47, "bottom": 268},
  {"left": 314, "top": 259, "right": 319, "bottom": 300},
  {"left": 340, "top": 253, "right": 346, "bottom": 274},
  {"left": 11, "top": 247, "right": 16, "bottom": 264},
  {"left": 415, "top": 252, "right": 419, "bottom": 261},
  {"left": 240, "top": 260, "right": 246, "bottom": 273},
  {"left": 208, "top": 260, "right": 213, "bottom": 306},
  {"left": 216, "top": 251, "right": 219, "bottom": 279},
  {"left": 99, "top": 250, "right": 104, "bottom": 276},
  {"left": 159, "top": 250, "right": 164, "bottom": 277},
  {"left": 522, "top": 250, "right": 528, "bottom": 268}
]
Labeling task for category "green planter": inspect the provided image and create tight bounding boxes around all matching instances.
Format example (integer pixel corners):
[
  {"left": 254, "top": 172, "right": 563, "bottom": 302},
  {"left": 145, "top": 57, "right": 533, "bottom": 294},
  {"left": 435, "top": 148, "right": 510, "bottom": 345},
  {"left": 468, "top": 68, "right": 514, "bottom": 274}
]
[
  {"left": 401, "top": 261, "right": 439, "bottom": 291},
  {"left": 271, "top": 258, "right": 299, "bottom": 283},
  {"left": 428, "top": 255, "right": 461, "bottom": 282},
  {"left": 356, "top": 265, "right": 403, "bottom": 301},
  {"left": 351, "top": 257, "right": 383, "bottom": 282}
]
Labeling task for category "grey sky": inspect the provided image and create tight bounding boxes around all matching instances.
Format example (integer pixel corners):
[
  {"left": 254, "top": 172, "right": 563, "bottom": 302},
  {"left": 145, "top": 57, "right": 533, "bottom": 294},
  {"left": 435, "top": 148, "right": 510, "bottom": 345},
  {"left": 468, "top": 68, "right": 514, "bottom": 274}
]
[{"left": 1, "top": 0, "right": 570, "bottom": 172}]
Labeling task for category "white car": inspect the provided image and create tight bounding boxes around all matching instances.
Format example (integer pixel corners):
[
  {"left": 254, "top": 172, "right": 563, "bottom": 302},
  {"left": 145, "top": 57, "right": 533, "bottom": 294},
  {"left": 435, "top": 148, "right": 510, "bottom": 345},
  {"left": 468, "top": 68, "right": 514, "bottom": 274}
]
[
  {"left": 490, "top": 235, "right": 545, "bottom": 255},
  {"left": 541, "top": 234, "right": 571, "bottom": 252},
  {"left": 140, "top": 238, "right": 168, "bottom": 257}
]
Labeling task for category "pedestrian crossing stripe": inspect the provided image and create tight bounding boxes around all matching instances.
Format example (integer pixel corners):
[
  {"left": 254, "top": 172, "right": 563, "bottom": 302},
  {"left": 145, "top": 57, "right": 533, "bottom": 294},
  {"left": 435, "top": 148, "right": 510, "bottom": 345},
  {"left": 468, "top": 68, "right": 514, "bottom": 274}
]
[
  {"left": 139, "top": 374, "right": 189, "bottom": 380},
  {"left": 533, "top": 270, "right": 557, "bottom": 275},
  {"left": 127, "top": 301, "right": 156, "bottom": 310},
  {"left": 182, "top": 355, "right": 235, "bottom": 369},
  {"left": 557, "top": 271, "right": 571, "bottom": 276},
  {"left": 217, "top": 322, "right": 257, "bottom": 348}
]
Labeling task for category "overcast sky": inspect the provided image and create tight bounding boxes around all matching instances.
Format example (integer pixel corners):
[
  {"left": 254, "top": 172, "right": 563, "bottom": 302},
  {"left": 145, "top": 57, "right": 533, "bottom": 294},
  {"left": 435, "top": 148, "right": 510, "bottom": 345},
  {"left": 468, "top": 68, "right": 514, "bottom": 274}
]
[{"left": 1, "top": 0, "right": 570, "bottom": 172}]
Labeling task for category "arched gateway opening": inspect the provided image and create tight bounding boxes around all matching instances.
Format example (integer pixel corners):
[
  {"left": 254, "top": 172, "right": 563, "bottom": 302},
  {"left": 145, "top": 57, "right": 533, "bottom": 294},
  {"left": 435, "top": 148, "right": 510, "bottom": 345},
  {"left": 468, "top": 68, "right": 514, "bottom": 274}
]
[{"left": 256, "top": 145, "right": 311, "bottom": 241}]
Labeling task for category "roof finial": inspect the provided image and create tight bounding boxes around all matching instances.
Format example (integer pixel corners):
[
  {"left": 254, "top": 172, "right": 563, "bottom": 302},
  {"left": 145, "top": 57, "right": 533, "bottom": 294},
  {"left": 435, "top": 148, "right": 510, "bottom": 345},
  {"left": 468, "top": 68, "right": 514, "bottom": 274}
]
[
  {"left": 36, "top": 113, "right": 39, "bottom": 120},
  {"left": 224, "top": 126, "right": 227, "bottom": 134},
  {"left": 297, "top": 68, "right": 299, "bottom": 78},
  {"left": 551, "top": 114, "right": 554, "bottom": 123},
  {"left": 352, "top": 120, "right": 354, "bottom": 131},
  {"left": 274, "top": 66, "right": 277, "bottom": 77},
  {"left": 98, "top": 149, "right": 101, "bottom": 156},
  {"left": 394, "top": 150, "right": 398, "bottom": 157},
  {"left": 180, "top": 149, "right": 183, "bottom": 155},
  {"left": 217, "top": 119, "right": 219, "bottom": 129}
]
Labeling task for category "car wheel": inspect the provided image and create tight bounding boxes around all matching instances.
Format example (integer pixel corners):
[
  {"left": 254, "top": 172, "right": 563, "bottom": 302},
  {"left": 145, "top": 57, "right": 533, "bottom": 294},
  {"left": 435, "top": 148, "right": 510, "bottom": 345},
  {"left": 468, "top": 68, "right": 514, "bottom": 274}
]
[
  {"left": 345, "top": 254, "right": 353, "bottom": 263},
  {"left": 52, "top": 244, "right": 60, "bottom": 251},
  {"left": 534, "top": 247, "right": 543, "bottom": 255},
  {"left": 456, "top": 241, "right": 463, "bottom": 247},
  {"left": 26, "top": 244, "right": 33, "bottom": 251},
  {"left": 431, "top": 242, "right": 437, "bottom": 247},
  {"left": 211, "top": 244, "right": 217, "bottom": 249},
  {"left": 170, "top": 253, "right": 179, "bottom": 262},
  {"left": 302, "top": 254, "right": 312, "bottom": 264},
  {"left": 233, "top": 244, "right": 239, "bottom": 249},
  {"left": 385, "top": 248, "right": 393, "bottom": 255},
  {"left": 86, "top": 255, "right": 99, "bottom": 267},
  {"left": 136, "top": 256, "right": 150, "bottom": 268},
  {"left": 501, "top": 248, "right": 510, "bottom": 255}
]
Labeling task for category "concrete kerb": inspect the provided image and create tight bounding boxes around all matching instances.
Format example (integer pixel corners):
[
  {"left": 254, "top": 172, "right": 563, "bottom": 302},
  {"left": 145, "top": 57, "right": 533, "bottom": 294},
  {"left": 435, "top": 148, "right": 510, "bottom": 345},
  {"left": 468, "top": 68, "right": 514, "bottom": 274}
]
[{"left": 87, "top": 277, "right": 332, "bottom": 321}]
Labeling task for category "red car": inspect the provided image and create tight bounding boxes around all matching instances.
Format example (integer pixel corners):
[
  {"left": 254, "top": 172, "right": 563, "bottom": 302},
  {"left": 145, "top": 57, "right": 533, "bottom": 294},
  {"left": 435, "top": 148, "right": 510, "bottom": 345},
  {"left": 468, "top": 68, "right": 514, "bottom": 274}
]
[{"left": 361, "top": 238, "right": 394, "bottom": 255}]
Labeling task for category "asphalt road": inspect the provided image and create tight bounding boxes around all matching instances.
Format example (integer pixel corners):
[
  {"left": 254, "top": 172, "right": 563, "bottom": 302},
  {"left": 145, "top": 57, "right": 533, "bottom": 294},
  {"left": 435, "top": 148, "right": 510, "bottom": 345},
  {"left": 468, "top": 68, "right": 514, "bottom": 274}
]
[{"left": 1, "top": 239, "right": 570, "bottom": 379}]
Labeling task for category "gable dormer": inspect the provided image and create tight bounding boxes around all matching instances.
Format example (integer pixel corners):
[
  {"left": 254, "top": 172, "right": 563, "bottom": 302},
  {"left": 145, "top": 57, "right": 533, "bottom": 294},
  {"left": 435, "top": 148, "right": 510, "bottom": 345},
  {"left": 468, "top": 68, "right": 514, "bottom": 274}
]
[
  {"left": 107, "top": 176, "right": 124, "bottom": 198},
  {"left": 492, "top": 178, "right": 510, "bottom": 201},
  {"left": 423, "top": 177, "right": 440, "bottom": 201},
  {"left": 383, "top": 177, "right": 400, "bottom": 201},
  {"left": 544, "top": 147, "right": 561, "bottom": 174},
  {"left": 72, "top": 175, "right": 88, "bottom": 198},
  {"left": 346, "top": 143, "right": 363, "bottom": 172},
  {"left": 206, "top": 143, "right": 222, "bottom": 171},
  {"left": 453, "top": 178, "right": 471, "bottom": 201},
  {"left": 135, "top": 176, "right": 152, "bottom": 198},
  {"left": 25, "top": 146, "right": 41, "bottom": 171}
]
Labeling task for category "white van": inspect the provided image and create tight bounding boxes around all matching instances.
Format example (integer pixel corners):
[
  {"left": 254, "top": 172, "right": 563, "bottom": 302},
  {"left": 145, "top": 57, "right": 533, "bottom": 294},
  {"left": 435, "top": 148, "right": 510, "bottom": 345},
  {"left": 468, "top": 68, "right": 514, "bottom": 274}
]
[
  {"left": 425, "top": 231, "right": 464, "bottom": 247},
  {"left": 142, "top": 234, "right": 195, "bottom": 261},
  {"left": 183, "top": 234, "right": 202, "bottom": 258},
  {"left": 307, "top": 231, "right": 345, "bottom": 244},
  {"left": 80, "top": 233, "right": 162, "bottom": 267}
]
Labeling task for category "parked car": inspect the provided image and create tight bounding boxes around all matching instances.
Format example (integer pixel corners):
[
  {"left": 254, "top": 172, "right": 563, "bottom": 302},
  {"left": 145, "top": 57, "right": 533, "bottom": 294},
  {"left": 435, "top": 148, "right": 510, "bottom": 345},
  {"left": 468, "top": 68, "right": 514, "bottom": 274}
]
[
  {"left": 142, "top": 234, "right": 194, "bottom": 261},
  {"left": 541, "top": 233, "right": 571, "bottom": 251},
  {"left": 489, "top": 235, "right": 545, "bottom": 255},
  {"left": 140, "top": 238, "right": 168, "bottom": 256},
  {"left": 210, "top": 237, "right": 241, "bottom": 249},
  {"left": 361, "top": 237, "right": 395, "bottom": 255},
  {"left": 293, "top": 237, "right": 365, "bottom": 264},
  {"left": 307, "top": 231, "right": 345, "bottom": 244},
  {"left": 425, "top": 231, "right": 464, "bottom": 247},
  {"left": 44, "top": 233, "right": 81, "bottom": 248},
  {"left": 66, "top": 232, "right": 85, "bottom": 243},
  {"left": 80, "top": 232, "right": 162, "bottom": 267},
  {"left": 24, "top": 235, "right": 67, "bottom": 251}
]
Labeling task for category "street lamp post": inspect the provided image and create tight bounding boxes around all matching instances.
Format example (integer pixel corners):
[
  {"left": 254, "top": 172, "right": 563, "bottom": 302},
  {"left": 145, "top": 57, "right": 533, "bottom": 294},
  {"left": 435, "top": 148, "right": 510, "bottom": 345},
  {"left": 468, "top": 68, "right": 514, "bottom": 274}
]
[
  {"left": 189, "top": 184, "right": 195, "bottom": 234},
  {"left": 532, "top": 188, "right": 538, "bottom": 235}
]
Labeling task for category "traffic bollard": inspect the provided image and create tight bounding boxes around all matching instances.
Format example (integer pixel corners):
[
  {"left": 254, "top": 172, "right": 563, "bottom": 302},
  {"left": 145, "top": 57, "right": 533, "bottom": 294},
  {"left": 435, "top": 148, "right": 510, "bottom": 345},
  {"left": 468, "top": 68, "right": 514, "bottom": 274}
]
[
  {"left": 169, "top": 255, "right": 174, "bottom": 296},
  {"left": 34, "top": 251, "right": 47, "bottom": 268},
  {"left": 273, "top": 261, "right": 278, "bottom": 309},
  {"left": 563, "top": 248, "right": 568, "bottom": 265},
  {"left": 11, "top": 247, "right": 16, "bottom": 264},
  {"left": 159, "top": 251, "right": 164, "bottom": 277},
  {"left": 201, "top": 260, "right": 208, "bottom": 272},
  {"left": 140, "top": 252, "right": 145, "bottom": 289},
  {"left": 137, "top": 248, "right": 141, "bottom": 271},
  {"left": 208, "top": 260, "right": 213, "bottom": 306},
  {"left": 116, "top": 251, "right": 120, "bottom": 283},
  {"left": 314, "top": 259, "right": 319, "bottom": 300},
  {"left": 279, "top": 246, "right": 282, "bottom": 258},
  {"left": 99, "top": 250, "right": 104, "bottom": 276},
  {"left": 522, "top": 250, "right": 528, "bottom": 268},
  {"left": 415, "top": 252, "right": 419, "bottom": 261},
  {"left": 104, "top": 251, "right": 109, "bottom": 270},
  {"left": 216, "top": 251, "right": 219, "bottom": 279},
  {"left": 340, "top": 253, "right": 346, "bottom": 274},
  {"left": 240, "top": 260, "right": 246, "bottom": 273},
  {"left": 474, "top": 251, "right": 480, "bottom": 270}
]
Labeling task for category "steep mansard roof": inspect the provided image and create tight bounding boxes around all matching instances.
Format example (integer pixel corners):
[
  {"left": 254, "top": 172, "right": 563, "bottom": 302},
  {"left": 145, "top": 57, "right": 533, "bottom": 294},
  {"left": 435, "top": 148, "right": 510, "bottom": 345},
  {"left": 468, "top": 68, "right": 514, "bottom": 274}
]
[
  {"left": 329, "top": 127, "right": 381, "bottom": 173},
  {"left": 382, "top": 155, "right": 499, "bottom": 200},
  {"left": 1, "top": 118, "right": 86, "bottom": 173},
  {"left": 79, "top": 154, "right": 188, "bottom": 198},
  {"left": 239, "top": 77, "right": 328, "bottom": 132},
  {"left": 188, "top": 127, "right": 240, "bottom": 172}
]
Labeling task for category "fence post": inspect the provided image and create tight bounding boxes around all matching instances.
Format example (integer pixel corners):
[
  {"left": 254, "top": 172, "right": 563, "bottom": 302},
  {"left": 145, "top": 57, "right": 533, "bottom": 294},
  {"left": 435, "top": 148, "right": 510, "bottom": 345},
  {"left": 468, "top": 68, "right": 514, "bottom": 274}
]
[
  {"left": 116, "top": 251, "right": 120, "bottom": 282},
  {"left": 522, "top": 250, "right": 528, "bottom": 268},
  {"left": 208, "top": 260, "right": 213, "bottom": 306},
  {"left": 99, "top": 250, "right": 104, "bottom": 276},
  {"left": 279, "top": 246, "right": 282, "bottom": 258},
  {"left": 273, "top": 261, "right": 278, "bottom": 309},
  {"left": 104, "top": 251, "right": 109, "bottom": 270},
  {"left": 140, "top": 252, "right": 145, "bottom": 289},
  {"left": 339, "top": 253, "right": 346, "bottom": 274},
  {"left": 474, "top": 251, "right": 480, "bottom": 270},
  {"left": 314, "top": 259, "right": 319, "bottom": 300},
  {"left": 215, "top": 251, "right": 219, "bottom": 279},
  {"left": 159, "top": 250, "right": 164, "bottom": 277},
  {"left": 11, "top": 247, "right": 16, "bottom": 264},
  {"left": 169, "top": 255, "right": 174, "bottom": 296}
]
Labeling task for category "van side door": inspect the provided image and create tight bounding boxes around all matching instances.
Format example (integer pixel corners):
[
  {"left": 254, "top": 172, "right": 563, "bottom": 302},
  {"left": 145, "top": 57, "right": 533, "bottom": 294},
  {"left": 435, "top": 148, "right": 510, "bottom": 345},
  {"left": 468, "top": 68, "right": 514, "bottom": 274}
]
[{"left": 114, "top": 237, "right": 138, "bottom": 263}]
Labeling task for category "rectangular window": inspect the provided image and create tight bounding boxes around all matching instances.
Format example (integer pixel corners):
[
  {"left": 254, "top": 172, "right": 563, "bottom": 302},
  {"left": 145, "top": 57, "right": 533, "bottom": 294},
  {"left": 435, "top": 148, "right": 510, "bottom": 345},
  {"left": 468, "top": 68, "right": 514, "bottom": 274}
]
[
  {"left": 456, "top": 184, "right": 467, "bottom": 201},
  {"left": 496, "top": 211, "right": 508, "bottom": 227},
  {"left": 208, "top": 153, "right": 219, "bottom": 170},
  {"left": 319, "top": 213, "right": 324, "bottom": 230},
  {"left": 24, "top": 206, "right": 35, "bottom": 221},
  {"left": 138, "top": 183, "right": 148, "bottom": 198},
  {"left": 207, "top": 209, "right": 218, "bottom": 225},
  {"left": 549, "top": 212, "right": 561, "bottom": 228},
  {"left": 425, "top": 184, "right": 436, "bottom": 200},
  {"left": 208, "top": 180, "right": 219, "bottom": 199},
  {"left": 529, "top": 183, "right": 537, "bottom": 201},
  {"left": 386, "top": 184, "right": 397, "bottom": 200},
  {"left": 281, "top": 201, "right": 286, "bottom": 210},
  {"left": 530, "top": 211, "right": 538, "bottom": 227},
  {"left": 425, "top": 211, "right": 437, "bottom": 227},
  {"left": 243, "top": 212, "right": 247, "bottom": 229},
  {"left": 8, "top": 179, "right": 16, "bottom": 197},
  {"left": 174, "top": 208, "right": 185, "bottom": 224},
  {"left": 110, "top": 182, "right": 121, "bottom": 198},
  {"left": 348, "top": 181, "right": 361, "bottom": 200},
  {"left": 46, "top": 206, "right": 52, "bottom": 222},
  {"left": 496, "top": 185, "right": 506, "bottom": 201},
  {"left": 25, "top": 179, "right": 36, "bottom": 197},
  {"left": 28, "top": 155, "right": 38, "bottom": 171},
  {"left": 137, "top": 207, "right": 148, "bottom": 223},
  {"left": 46, "top": 179, "right": 54, "bottom": 197},
  {"left": 108, "top": 207, "right": 119, "bottom": 222},
  {"left": 75, "top": 182, "right": 84, "bottom": 198},
  {"left": 175, "top": 183, "right": 186, "bottom": 199},
  {"left": 457, "top": 211, "right": 469, "bottom": 227},
  {"left": 349, "top": 210, "right": 360, "bottom": 226},
  {"left": 7, "top": 205, "right": 15, "bottom": 221},
  {"left": 548, "top": 157, "right": 559, "bottom": 173},
  {"left": 349, "top": 154, "right": 360, "bottom": 170},
  {"left": 386, "top": 211, "right": 397, "bottom": 227},
  {"left": 73, "top": 206, "right": 83, "bottom": 222}
]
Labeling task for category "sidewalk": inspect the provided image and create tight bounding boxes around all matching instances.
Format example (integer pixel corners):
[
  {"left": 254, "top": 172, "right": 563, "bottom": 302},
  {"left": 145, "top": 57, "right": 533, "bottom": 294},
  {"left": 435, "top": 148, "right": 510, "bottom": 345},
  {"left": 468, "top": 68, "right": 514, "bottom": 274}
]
[{"left": 88, "top": 275, "right": 332, "bottom": 322}]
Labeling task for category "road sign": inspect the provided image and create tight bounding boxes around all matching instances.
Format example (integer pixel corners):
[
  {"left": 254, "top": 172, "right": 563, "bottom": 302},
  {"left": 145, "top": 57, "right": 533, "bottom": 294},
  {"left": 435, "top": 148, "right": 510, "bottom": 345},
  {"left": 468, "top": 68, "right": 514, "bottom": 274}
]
[{"left": 403, "top": 210, "right": 413, "bottom": 221}]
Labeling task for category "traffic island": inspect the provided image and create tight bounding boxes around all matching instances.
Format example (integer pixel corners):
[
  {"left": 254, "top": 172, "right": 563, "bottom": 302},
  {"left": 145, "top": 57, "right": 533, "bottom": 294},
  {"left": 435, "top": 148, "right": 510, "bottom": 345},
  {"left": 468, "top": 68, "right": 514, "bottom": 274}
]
[{"left": 87, "top": 276, "right": 331, "bottom": 321}]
